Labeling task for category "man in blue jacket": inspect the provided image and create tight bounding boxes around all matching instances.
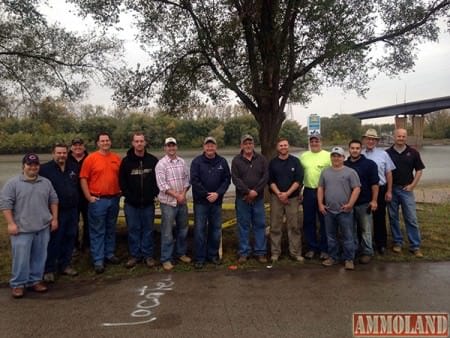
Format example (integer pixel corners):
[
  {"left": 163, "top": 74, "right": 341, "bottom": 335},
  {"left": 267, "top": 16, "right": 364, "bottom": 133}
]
[
  {"left": 119, "top": 132, "right": 159, "bottom": 269},
  {"left": 191, "top": 136, "right": 231, "bottom": 269},
  {"left": 39, "top": 144, "right": 80, "bottom": 282}
]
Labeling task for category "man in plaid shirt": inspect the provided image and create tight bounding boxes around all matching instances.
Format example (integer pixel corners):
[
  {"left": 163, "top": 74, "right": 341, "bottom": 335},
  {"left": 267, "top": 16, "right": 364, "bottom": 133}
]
[{"left": 155, "top": 137, "right": 192, "bottom": 271}]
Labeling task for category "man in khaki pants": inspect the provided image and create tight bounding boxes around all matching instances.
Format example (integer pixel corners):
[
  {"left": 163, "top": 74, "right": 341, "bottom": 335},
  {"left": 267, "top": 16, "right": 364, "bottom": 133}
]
[{"left": 269, "top": 138, "right": 304, "bottom": 262}]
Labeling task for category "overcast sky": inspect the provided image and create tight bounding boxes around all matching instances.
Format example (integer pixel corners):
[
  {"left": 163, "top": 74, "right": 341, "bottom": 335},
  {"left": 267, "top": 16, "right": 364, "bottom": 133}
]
[{"left": 41, "top": 1, "right": 450, "bottom": 126}]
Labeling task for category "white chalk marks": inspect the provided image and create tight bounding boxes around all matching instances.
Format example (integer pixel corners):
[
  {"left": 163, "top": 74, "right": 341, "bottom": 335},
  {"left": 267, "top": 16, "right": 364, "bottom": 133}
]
[{"left": 102, "top": 276, "right": 174, "bottom": 327}]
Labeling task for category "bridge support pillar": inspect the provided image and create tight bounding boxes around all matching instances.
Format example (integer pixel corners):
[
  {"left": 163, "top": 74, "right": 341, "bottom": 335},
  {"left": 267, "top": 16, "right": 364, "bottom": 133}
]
[
  {"left": 395, "top": 116, "right": 407, "bottom": 129},
  {"left": 411, "top": 115, "right": 424, "bottom": 148},
  {"left": 395, "top": 115, "right": 424, "bottom": 148}
]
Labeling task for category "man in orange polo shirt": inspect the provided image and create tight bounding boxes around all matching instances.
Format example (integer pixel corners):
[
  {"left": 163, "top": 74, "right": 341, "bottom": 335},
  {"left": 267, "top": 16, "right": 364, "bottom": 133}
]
[{"left": 80, "top": 132, "right": 122, "bottom": 273}]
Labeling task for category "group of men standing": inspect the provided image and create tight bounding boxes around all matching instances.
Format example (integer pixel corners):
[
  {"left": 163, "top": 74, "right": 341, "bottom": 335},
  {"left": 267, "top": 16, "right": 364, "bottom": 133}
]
[{"left": 1, "top": 127, "right": 425, "bottom": 298}]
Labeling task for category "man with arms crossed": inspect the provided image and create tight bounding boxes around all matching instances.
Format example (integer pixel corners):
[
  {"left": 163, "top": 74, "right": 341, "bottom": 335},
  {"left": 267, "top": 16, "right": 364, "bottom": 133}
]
[
  {"left": 269, "top": 138, "right": 304, "bottom": 262},
  {"left": 80, "top": 132, "right": 122, "bottom": 273},
  {"left": 0, "top": 153, "right": 58, "bottom": 298},
  {"left": 386, "top": 128, "right": 425, "bottom": 257}
]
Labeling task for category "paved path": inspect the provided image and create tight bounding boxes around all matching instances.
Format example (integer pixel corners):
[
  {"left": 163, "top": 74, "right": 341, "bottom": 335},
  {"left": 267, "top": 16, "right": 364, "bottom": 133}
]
[{"left": 1, "top": 262, "right": 449, "bottom": 337}]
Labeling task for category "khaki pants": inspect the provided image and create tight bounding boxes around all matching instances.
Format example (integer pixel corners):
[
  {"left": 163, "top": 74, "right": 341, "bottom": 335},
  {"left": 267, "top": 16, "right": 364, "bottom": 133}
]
[{"left": 270, "top": 195, "right": 302, "bottom": 257}]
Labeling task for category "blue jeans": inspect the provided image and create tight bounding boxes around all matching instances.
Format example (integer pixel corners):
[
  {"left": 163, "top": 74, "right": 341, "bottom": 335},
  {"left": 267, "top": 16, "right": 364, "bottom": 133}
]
[
  {"left": 160, "top": 203, "right": 189, "bottom": 263},
  {"left": 324, "top": 211, "right": 355, "bottom": 261},
  {"left": 124, "top": 203, "right": 155, "bottom": 259},
  {"left": 388, "top": 186, "right": 421, "bottom": 250},
  {"left": 10, "top": 227, "right": 50, "bottom": 288},
  {"left": 235, "top": 198, "right": 267, "bottom": 257},
  {"left": 194, "top": 203, "right": 222, "bottom": 263},
  {"left": 45, "top": 207, "right": 78, "bottom": 272},
  {"left": 302, "top": 188, "right": 328, "bottom": 253},
  {"left": 88, "top": 196, "right": 120, "bottom": 265},
  {"left": 353, "top": 203, "right": 374, "bottom": 256}
]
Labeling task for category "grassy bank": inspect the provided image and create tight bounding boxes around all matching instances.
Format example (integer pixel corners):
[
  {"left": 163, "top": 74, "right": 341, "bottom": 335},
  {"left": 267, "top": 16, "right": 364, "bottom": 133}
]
[{"left": 1, "top": 201, "right": 449, "bottom": 286}]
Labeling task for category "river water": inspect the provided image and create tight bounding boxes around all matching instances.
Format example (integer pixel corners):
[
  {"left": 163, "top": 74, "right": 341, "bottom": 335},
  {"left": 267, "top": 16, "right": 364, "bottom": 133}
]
[{"left": 0, "top": 145, "right": 449, "bottom": 190}]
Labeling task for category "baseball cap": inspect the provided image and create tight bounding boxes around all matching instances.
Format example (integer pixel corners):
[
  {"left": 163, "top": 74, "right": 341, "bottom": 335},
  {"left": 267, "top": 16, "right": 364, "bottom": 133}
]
[
  {"left": 330, "top": 146, "right": 345, "bottom": 157},
  {"left": 240, "top": 134, "right": 254, "bottom": 143},
  {"left": 22, "top": 153, "right": 40, "bottom": 165},
  {"left": 362, "top": 128, "right": 380, "bottom": 139},
  {"left": 203, "top": 136, "right": 217, "bottom": 145},
  {"left": 309, "top": 133, "right": 321, "bottom": 141},
  {"left": 71, "top": 138, "right": 84, "bottom": 145},
  {"left": 164, "top": 137, "right": 177, "bottom": 145}
]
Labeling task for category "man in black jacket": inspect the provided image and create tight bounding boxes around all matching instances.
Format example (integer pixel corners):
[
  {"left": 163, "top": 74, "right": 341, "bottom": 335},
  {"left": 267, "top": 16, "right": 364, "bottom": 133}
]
[
  {"left": 119, "top": 132, "right": 159, "bottom": 268},
  {"left": 190, "top": 136, "right": 231, "bottom": 269}
]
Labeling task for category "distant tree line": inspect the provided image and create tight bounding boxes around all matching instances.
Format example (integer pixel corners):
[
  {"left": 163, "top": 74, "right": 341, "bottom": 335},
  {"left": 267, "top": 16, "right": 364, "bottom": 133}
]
[
  {"left": 0, "top": 97, "right": 310, "bottom": 154},
  {"left": 1, "top": 97, "right": 448, "bottom": 155}
]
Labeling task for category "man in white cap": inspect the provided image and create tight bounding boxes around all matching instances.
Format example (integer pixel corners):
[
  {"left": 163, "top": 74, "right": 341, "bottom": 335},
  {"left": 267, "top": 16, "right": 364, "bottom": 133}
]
[
  {"left": 318, "top": 147, "right": 360, "bottom": 270},
  {"left": 155, "top": 137, "right": 191, "bottom": 271},
  {"left": 361, "top": 128, "right": 395, "bottom": 255}
]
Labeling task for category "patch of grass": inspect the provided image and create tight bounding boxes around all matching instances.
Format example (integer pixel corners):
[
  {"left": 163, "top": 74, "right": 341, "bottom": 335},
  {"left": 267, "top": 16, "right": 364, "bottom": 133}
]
[{"left": 1, "top": 202, "right": 449, "bottom": 286}]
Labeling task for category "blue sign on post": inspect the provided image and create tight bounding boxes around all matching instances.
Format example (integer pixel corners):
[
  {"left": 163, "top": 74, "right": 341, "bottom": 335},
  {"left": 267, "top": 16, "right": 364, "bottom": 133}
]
[{"left": 307, "top": 114, "right": 321, "bottom": 135}]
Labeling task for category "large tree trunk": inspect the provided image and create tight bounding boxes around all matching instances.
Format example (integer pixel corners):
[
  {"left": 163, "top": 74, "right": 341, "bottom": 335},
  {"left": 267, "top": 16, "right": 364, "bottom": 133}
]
[{"left": 256, "top": 104, "right": 285, "bottom": 161}]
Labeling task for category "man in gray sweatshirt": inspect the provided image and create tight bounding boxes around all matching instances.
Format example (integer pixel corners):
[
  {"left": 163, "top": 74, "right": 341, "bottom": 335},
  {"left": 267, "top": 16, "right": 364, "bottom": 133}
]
[{"left": 0, "top": 153, "right": 59, "bottom": 298}]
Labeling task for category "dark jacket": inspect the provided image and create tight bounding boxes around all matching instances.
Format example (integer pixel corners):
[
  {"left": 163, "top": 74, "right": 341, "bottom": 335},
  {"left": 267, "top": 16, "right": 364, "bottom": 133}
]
[
  {"left": 119, "top": 148, "right": 159, "bottom": 208},
  {"left": 344, "top": 155, "right": 379, "bottom": 205},
  {"left": 39, "top": 160, "right": 79, "bottom": 209},
  {"left": 231, "top": 151, "right": 268, "bottom": 199},
  {"left": 190, "top": 153, "right": 231, "bottom": 205}
]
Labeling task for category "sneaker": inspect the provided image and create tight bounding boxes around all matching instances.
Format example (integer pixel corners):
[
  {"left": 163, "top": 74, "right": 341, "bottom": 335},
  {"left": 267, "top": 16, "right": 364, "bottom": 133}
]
[
  {"left": 177, "top": 255, "right": 192, "bottom": 264},
  {"left": 94, "top": 264, "right": 105, "bottom": 274},
  {"left": 392, "top": 244, "right": 402, "bottom": 253},
  {"left": 322, "top": 258, "right": 336, "bottom": 267},
  {"left": 344, "top": 260, "right": 355, "bottom": 270},
  {"left": 43, "top": 272, "right": 55, "bottom": 283},
  {"left": 11, "top": 287, "right": 24, "bottom": 299},
  {"left": 162, "top": 261, "right": 174, "bottom": 271},
  {"left": 62, "top": 266, "right": 78, "bottom": 276},
  {"left": 126, "top": 258, "right": 138, "bottom": 269},
  {"left": 304, "top": 251, "right": 315, "bottom": 259},
  {"left": 72, "top": 248, "right": 79, "bottom": 258},
  {"left": 271, "top": 255, "right": 279, "bottom": 262},
  {"left": 209, "top": 257, "right": 222, "bottom": 265},
  {"left": 30, "top": 282, "right": 48, "bottom": 293},
  {"left": 145, "top": 257, "right": 156, "bottom": 268},
  {"left": 194, "top": 262, "right": 204, "bottom": 269},
  {"left": 359, "top": 255, "right": 371, "bottom": 264},
  {"left": 257, "top": 256, "right": 268, "bottom": 264},
  {"left": 238, "top": 256, "right": 248, "bottom": 264},
  {"left": 411, "top": 249, "right": 424, "bottom": 258},
  {"left": 290, "top": 255, "right": 305, "bottom": 263},
  {"left": 106, "top": 256, "right": 121, "bottom": 265},
  {"left": 319, "top": 252, "right": 329, "bottom": 260}
]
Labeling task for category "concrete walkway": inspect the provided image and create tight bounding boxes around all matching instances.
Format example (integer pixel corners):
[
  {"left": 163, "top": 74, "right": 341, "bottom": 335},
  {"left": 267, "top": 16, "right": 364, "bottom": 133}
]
[{"left": 1, "top": 262, "right": 449, "bottom": 337}]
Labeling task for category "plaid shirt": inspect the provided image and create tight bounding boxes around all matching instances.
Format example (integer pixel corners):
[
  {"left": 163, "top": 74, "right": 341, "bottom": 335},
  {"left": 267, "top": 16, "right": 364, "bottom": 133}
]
[{"left": 155, "top": 155, "right": 190, "bottom": 207}]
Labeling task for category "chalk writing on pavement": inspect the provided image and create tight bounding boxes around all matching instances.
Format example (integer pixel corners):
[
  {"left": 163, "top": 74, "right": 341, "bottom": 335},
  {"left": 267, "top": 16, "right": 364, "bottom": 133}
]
[{"left": 102, "top": 276, "right": 174, "bottom": 327}]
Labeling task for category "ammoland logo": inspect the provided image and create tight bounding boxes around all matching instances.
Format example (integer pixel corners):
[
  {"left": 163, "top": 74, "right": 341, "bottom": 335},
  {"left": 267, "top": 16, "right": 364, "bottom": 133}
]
[{"left": 353, "top": 312, "right": 448, "bottom": 337}]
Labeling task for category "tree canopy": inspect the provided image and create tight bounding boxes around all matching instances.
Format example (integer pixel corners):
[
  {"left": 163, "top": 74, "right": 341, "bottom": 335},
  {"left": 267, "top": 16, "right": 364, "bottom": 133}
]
[
  {"left": 71, "top": 0, "right": 449, "bottom": 158},
  {"left": 0, "top": 0, "right": 122, "bottom": 104}
]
